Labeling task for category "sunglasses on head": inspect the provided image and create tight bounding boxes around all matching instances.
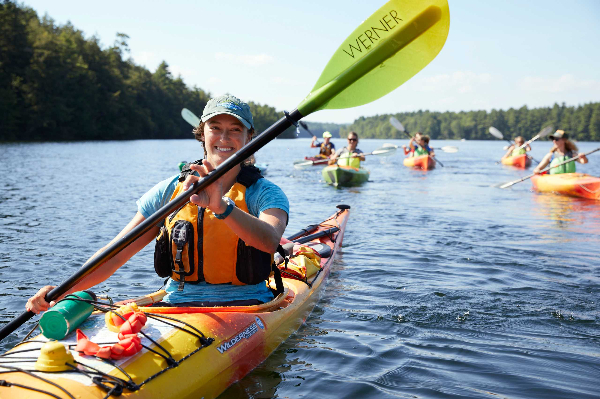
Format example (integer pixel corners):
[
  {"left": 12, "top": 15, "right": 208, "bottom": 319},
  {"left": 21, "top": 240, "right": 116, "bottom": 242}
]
[{"left": 348, "top": 138, "right": 357, "bottom": 142}]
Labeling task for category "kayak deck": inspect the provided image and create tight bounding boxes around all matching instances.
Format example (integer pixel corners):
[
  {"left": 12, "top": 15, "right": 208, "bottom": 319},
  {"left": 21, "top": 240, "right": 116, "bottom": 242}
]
[
  {"left": 321, "top": 165, "right": 369, "bottom": 187},
  {"left": 0, "top": 207, "right": 350, "bottom": 399},
  {"left": 501, "top": 154, "right": 531, "bottom": 168},
  {"left": 531, "top": 173, "right": 600, "bottom": 200},
  {"left": 403, "top": 155, "right": 435, "bottom": 170}
]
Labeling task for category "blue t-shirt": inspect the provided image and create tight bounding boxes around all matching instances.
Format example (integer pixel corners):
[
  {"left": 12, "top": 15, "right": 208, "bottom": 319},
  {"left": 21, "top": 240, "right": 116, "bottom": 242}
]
[{"left": 137, "top": 173, "right": 289, "bottom": 305}]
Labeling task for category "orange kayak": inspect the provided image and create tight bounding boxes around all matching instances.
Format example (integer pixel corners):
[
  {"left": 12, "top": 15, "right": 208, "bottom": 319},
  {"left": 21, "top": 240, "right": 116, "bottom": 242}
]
[
  {"left": 501, "top": 154, "right": 531, "bottom": 168},
  {"left": 0, "top": 206, "right": 350, "bottom": 399},
  {"left": 531, "top": 173, "right": 600, "bottom": 200},
  {"left": 403, "top": 155, "right": 435, "bottom": 170}
]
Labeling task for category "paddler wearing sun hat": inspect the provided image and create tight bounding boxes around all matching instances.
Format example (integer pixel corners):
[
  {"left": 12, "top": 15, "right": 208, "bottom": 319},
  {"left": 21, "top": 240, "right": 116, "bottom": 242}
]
[
  {"left": 534, "top": 130, "right": 588, "bottom": 174},
  {"left": 26, "top": 94, "right": 290, "bottom": 313},
  {"left": 310, "top": 131, "right": 336, "bottom": 158}
]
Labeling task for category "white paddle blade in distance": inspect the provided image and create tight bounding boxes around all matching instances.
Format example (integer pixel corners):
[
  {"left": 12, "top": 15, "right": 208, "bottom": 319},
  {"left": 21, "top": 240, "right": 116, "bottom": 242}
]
[
  {"left": 389, "top": 116, "right": 405, "bottom": 132},
  {"left": 488, "top": 126, "right": 504, "bottom": 140},
  {"left": 182, "top": 108, "right": 201, "bottom": 127},
  {"left": 538, "top": 126, "right": 554, "bottom": 138},
  {"left": 440, "top": 146, "right": 458, "bottom": 153},
  {"left": 372, "top": 144, "right": 399, "bottom": 156}
]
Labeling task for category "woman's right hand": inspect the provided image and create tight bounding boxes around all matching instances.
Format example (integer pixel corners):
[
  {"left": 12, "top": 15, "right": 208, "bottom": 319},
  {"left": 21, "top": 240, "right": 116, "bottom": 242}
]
[{"left": 26, "top": 285, "right": 56, "bottom": 314}]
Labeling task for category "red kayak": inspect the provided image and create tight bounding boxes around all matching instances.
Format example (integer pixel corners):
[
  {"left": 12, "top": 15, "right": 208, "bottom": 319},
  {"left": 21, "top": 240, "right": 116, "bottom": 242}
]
[
  {"left": 501, "top": 154, "right": 531, "bottom": 169},
  {"left": 403, "top": 155, "right": 435, "bottom": 170}
]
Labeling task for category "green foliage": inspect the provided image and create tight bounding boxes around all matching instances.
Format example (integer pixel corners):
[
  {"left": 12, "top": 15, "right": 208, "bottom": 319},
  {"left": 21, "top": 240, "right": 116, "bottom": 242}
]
[
  {"left": 0, "top": 1, "right": 292, "bottom": 141},
  {"left": 341, "top": 102, "right": 600, "bottom": 141}
]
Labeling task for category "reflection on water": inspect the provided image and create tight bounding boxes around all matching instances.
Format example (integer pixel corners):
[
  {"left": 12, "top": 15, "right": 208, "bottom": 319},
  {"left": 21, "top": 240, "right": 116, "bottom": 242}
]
[
  {"left": 531, "top": 191, "right": 600, "bottom": 231},
  {"left": 1, "top": 139, "right": 600, "bottom": 399}
]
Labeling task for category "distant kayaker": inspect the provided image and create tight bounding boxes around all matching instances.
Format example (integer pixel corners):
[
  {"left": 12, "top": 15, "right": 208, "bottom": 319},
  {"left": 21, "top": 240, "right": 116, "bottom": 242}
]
[
  {"left": 26, "top": 94, "right": 290, "bottom": 313},
  {"left": 533, "top": 130, "right": 588, "bottom": 174},
  {"left": 406, "top": 134, "right": 435, "bottom": 158},
  {"left": 330, "top": 131, "right": 365, "bottom": 168},
  {"left": 502, "top": 136, "right": 531, "bottom": 159},
  {"left": 310, "top": 131, "right": 335, "bottom": 158},
  {"left": 402, "top": 132, "right": 422, "bottom": 155}
]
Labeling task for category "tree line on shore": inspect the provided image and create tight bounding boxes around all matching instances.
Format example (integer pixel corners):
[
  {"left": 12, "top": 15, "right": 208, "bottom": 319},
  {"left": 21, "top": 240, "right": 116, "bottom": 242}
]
[
  {"left": 340, "top": 102, "right": 600, "bottom": 141},
  {"left": 0, "top": 1, "right": 295, "bottom": 142},
  {"left": 2, "top": 1, "right": 598, "bottom": 143}
]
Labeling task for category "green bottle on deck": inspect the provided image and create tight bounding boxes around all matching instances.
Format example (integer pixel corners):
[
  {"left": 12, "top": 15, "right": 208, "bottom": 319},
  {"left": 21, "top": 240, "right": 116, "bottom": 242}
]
[{"left": 39, "top": 291, "right": 97, "bottom": 340}]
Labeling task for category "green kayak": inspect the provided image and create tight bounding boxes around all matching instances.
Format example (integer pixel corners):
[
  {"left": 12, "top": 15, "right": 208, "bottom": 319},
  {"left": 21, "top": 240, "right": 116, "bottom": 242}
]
[{"left": 322, "top": 165, "right": 369, "bottom": 187}]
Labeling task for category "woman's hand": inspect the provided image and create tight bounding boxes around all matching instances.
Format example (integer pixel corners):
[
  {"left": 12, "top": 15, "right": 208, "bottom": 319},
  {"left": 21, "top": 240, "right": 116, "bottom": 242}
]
[
  {"left": 26, "top": 285, "right": 56, "bottom": 314},
  {"left": 183, "top": 160, "right": 228, "bottom": 214}
]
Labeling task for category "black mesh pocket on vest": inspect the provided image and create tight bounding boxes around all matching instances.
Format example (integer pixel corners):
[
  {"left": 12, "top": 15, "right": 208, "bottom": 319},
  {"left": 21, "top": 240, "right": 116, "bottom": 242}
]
[
  {"left": 236, "top": 240, "right": 272, "bottom": 285},
  {"left": 154, "top": 226, "right": 172, "bottom": 278}
]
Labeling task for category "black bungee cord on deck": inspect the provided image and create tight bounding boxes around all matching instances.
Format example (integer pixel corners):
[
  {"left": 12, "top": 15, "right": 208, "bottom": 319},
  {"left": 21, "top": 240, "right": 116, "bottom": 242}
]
[{"left": 0, "top": 296, "right": 214, "bottom": 398}]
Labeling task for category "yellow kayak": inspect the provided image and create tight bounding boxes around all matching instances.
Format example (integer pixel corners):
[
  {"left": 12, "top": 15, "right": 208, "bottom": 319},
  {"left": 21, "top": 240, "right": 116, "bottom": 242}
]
[{"left": 0, "top": 206, "right": 350, "bottom": 399}]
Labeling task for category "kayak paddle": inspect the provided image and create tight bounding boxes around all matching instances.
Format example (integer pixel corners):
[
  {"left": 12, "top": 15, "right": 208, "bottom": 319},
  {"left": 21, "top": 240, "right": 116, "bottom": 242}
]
[
  {"left": 489, "top": 126, "right": 514, "bottom": 150},
  {"left": 433, "top": 146, "right": 458, "bottom": 153},
  {"left": 516, "top": 126, "right": 553, "bottom": 151},
  {"left": 0, "top": 0, "right": 450, "bottom": 341},
  {"left": 499, "top": 148, "right": 600, "bottom": 189},
  {"left": 293, "top": 143, "right": 399, "bottom": 169},
  {"left": 298, "top": 121, "right": 317, "bottom": 138},
  {"left": 293, "top": 158, "right": 331, "bottom": 169},
  {"left": 390, "top": 116, "right": 445, "bottom": 167},
  {"left": 181, "top": 108, "right": 201, "bottom": 127}
]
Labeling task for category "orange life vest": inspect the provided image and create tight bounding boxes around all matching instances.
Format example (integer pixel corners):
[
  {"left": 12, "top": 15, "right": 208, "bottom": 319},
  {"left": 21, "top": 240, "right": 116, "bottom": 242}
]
[
  {"left": 319, "top": 142, "right": 334, "bottom": 157},
  {"left": 154, "top": 166, "right": 274, "bottom": 290}
]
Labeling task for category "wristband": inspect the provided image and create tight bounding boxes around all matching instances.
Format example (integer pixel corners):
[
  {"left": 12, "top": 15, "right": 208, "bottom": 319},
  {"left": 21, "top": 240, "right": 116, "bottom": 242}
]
[{"left": 213, "top": 197, "right": 235, "bottom": 220}]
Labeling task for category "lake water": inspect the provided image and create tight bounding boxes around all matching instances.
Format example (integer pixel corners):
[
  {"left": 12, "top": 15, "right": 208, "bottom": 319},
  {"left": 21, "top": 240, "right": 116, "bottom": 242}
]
[{"left": 1, "top": 138, "right": 599, "bottom": 398}]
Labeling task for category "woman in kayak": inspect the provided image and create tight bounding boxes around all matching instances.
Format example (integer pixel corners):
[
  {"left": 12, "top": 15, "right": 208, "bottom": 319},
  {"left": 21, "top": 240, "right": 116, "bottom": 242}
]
[
  {"left": 310, "top": 131, "right": 335, "bottom": 158},
  {"left": 533, "top": 130, "right": 588, "bottom": 174},
  {"left": 502, "top": 136, "right": 531, "bottom": 159},
  {"left": 330, "top": 131, "right": 365, "bottom": 168},
  {"left": 26, "top": 95, "right": 289, "bottom": 313}
]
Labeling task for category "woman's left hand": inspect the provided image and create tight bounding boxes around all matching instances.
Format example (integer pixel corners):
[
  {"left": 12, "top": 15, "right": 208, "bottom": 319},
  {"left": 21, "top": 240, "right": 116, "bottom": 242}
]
[{"left": 183, "top": 160, "right": 228, "bottom": 213}]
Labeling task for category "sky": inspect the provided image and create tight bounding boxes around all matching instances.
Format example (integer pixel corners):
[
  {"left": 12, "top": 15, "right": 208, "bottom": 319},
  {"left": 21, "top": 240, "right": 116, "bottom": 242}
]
[{"left": 21, "top": 0, "right": 600, "bottom": 124}]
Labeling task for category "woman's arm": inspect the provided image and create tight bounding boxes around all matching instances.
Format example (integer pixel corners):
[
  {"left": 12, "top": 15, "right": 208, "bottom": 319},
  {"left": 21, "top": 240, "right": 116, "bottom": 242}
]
[
  {"left": 26, "top": 212, "right": 159, "bottom": 313},
  {"left": 184, "top": 162, "right": 287, "bottom": 253},
  {"left": 578, "top": 153, "right": 588, "bottom": 164},
  {"left": 409, "top": 137, "right": 416, "bottom": 151},
  {"left": 502, "top": 145, "right": 514, "bottom": 159},
  {"left": 534, "top": 153, "right": 552, "bottom": 173}
]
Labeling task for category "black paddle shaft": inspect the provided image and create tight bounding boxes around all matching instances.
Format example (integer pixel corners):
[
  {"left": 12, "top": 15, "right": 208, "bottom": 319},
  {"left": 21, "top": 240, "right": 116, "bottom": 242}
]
[{"left": 0, "top": 109, "right": 303, "bottom": 342}]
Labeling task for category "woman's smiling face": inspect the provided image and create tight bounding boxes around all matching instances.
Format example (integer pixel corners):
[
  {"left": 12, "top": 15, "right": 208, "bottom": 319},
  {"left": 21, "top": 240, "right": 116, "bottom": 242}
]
[{"left": 203, "top": 114, "right": 251, "bottom": 165}]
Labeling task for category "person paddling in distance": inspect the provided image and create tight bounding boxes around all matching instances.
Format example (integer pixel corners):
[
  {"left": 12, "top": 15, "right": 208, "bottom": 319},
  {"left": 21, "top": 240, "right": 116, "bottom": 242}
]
[
  {"left": 533, "top": 130, "right": 588, "bottom": 174},
  {"left": 329, "top": 131, "right": 365, "bottom": 168},
  {"left": 407, "top": 134, "right": 435, "bottom": 158},
  {"left": 402, "top": 132, "right": 422, "bottom": 155},
  {"left": 502, "top": 136, "right": 531, "bottom": 160},
  {"left": 310, "top": 131, "right": 335, "bottom": 158},
  {"left": 26, "top": 95, "right": 289, "bottom": 313}
]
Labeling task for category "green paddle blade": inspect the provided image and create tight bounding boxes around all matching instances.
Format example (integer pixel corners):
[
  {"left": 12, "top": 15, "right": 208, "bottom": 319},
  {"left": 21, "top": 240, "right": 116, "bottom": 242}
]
[{"left": 298, "top": 0, "right": 449, "bottom": 115}]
